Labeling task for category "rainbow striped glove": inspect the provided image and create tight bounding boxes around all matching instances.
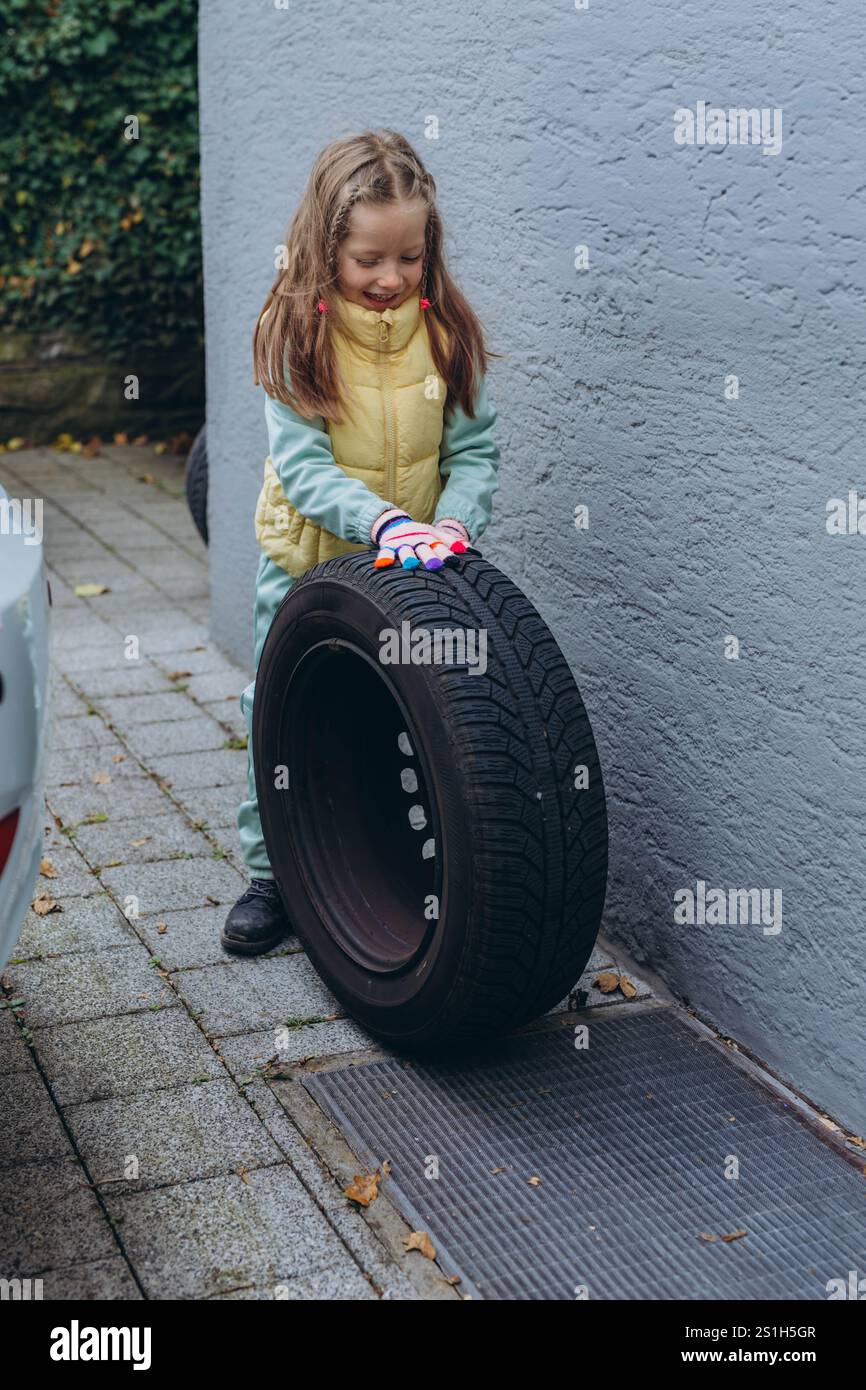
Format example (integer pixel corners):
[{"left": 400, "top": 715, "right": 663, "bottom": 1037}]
[
  {"left": 371, "top": 509, "right": 466, "bottom": 571},
  {"left": 432, "top": 518, "right": 470, "bottom": 553}
]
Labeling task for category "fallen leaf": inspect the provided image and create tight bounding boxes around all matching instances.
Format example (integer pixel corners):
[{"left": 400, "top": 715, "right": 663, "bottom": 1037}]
[
  {"left": 205, "top": 894, "right": 219, "bottom": 905},
  {"left": 39, "top": 857, "right": 58, "bottom": 878},
  {"left": 594, "top": 971, "right": 619, "bottom": 994},
  {"left": 74, "top": 583, "right": 110, "bottom": 597},
  {"left": 698, "top": 1232, "right": 717, "bottom": 1243},
  {"left": 156, "top": 922, "right": 168, "bottom": 934},
  {"left": 382, "top": 1159, "right": 392, "bottom": 1176},
  {"left": 444, "top": 1274, "right": 461, "bottom": 1286},
  {"left": 527, "top": 1175, "right": 542, "bottom": 1186},
  {"left": 344, "top": 1170, "right": 382, "bottom": 1207},
  {"left": 32, "top": 893, "right": 62, "bottom": 916},
  {"left": 103, "top": 859, "right": 122, "bottom": 868},
  {"left": 169, "top": 431, "right": 193, "bottom": 456},
  {"left": 618, "top": 976, "right": 637, "bottom": 999},
  {"left": 82, "top": 435, "right": 102, "bottom": 457},
  {"left": 404, "top": 1230, "right": 436, "bottom": 1260},
  {"left": 113, "top": 432, "right": 129, "bottom": 445},
  {"left": 111, "top": 754, "right": 125, "bottom": 763},
  {"left": 490, "top": 1166, "right": 506, "bottom": 1175},
  {"left": 130, "top": 837, "right": 151, "bottom": 846},
  {"left": 721, "top": 1228, "right": 747, "bottom": 1244},
  {"left": 92, "top": 771, "right": 111, "bottom": 785},
  {"left": 235, "top": 1166, "right": 251, "bottom": 1185},
  {"left": 132, "top": 434, "right": 149, "bottom": 445},
  {"left": 138, "top": 473, "right": 155, "bottom": 484},
  {"left": 847, "top": 1134, "right": 866, "bottom": 1150},
  {"left": 153, "top": 442, "right": 167, "bottom": 455},
  {"left": 166, "top": 670, "right": 192, "bottom": 682}
]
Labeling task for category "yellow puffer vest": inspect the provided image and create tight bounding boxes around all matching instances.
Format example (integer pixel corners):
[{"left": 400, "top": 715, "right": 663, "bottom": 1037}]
[{"left": 254, "top": 287, "right": 447, "bottom": 577}]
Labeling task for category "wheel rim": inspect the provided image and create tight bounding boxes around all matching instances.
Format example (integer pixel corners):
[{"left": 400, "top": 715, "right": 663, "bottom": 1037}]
[{"left": 281, "top": 640, "right": 443, "bottom": 974}]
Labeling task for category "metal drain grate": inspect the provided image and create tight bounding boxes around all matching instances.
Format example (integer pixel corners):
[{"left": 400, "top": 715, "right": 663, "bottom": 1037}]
[{"left": 304, "top": 1008, "right": 866, "bottom": 1299}]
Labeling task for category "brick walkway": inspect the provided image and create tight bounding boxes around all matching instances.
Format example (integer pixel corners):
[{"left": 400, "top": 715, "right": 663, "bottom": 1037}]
[{"left": 0, "top": 444, "right": 651, "bottom": 1300}]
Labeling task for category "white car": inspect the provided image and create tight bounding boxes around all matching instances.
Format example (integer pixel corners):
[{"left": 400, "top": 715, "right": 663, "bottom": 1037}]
[{"left": 0, "top": 483, "right": 51, "bottom": 968}]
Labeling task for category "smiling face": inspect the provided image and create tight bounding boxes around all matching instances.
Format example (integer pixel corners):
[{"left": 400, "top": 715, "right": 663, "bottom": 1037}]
[{"left": 335, "top": 198, "right": 428, "bottom": 311}]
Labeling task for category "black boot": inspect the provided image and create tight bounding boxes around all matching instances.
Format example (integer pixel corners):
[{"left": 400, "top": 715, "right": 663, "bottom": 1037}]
[{"left": 221, "top": 877, "right": 291, "bottom": 956}]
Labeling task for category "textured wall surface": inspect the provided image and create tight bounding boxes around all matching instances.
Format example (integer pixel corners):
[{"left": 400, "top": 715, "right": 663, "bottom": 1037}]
[{"left": 199, "top": 2, "right": 866, "bottom": 1130}]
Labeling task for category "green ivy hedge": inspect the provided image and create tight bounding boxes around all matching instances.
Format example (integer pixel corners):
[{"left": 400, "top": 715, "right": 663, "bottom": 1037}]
[{"left": 0, "top": 0, "right": 202, "bottom": 359}]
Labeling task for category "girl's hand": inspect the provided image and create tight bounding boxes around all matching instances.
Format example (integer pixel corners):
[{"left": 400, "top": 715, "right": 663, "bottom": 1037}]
[
  {"left": 432, "top": 517, "right": 470, "bottom": 553},
  {"left": 371, "top": 509, "right": 460, "bottom": 571}
]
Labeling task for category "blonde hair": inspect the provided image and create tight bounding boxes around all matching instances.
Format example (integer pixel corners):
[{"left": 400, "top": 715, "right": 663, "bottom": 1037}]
[{"left": 252, "top": 128, "right": 500, "bottom": 425}]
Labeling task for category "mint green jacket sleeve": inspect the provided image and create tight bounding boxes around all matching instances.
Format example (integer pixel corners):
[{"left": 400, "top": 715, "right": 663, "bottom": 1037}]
[
  {"left": 433, "top": 373, "right": 501, "bottom": 543},
  {"left": 264, "top": 393, "right": 393, "bottom": 545}
]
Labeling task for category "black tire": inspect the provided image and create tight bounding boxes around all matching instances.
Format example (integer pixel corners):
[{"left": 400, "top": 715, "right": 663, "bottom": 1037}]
[
  {"left": 185, "top": 426, "right": 208, "bottom": 545},
  {"left": 253, "top": 550, "right": 608, "bottom": 1051}
]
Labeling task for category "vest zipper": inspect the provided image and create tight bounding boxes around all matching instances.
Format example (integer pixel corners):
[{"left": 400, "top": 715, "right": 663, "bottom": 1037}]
[{"left": 377, "top": 317, "right": 397, "bottom": 502}]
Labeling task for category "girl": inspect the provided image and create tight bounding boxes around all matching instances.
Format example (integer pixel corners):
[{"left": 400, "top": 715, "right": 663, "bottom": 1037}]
[{"left": 222, "top": 128, "right": 502, "bottom": 955}]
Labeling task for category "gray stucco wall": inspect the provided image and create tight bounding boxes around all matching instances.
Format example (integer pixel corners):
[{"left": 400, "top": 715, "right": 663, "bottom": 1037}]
[{"left": 199, "top": 2, "right": 866, "bottom": 1132}]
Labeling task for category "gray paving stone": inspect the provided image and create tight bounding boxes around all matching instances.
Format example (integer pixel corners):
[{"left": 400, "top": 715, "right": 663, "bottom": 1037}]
[
  {"left": 51, "top": 564, "right": 156, "bottom": 598},
  {"left": 178, "top": 785, "right": 242, "bottom": 830},
  {"left": 204, "top": 825, "right": 246, "bottom": 868},
  {"left": 46, "top": 777, "right": 175, "bottom": 828},
  {"left": 155, "top": 581, "right": 209, "bottom": 605},
  {"left": 95, "top": 526, "right": 173, "bottom": 549},
  {"left": 46, "top": 714, "right": 122, "bottom": 749},
  {"left": 174, "top": 954, "right": 339, "bottom": 1038},
  {"left": 137, "top": 905, "right": 283, "bottom": 972},
  {"left": 48, "top": 587, "right": 84, "bottom": 614},
  {"left": 40, "top": 1256, "right": 143, "bottom": 1300},
  {"left": 68, "top": 663, "right": 178, "bottom": 700},
  {"left": 241, "top": 1082, "right": 417, "bottom": 1301},
  {"left": 83, "top": 592, "right": 184, "bottom": 626},
  {"left": 70, "top": 814, "right": 214, "bottom": 868},
  {"left": 182, "top": 671, "right": 245, "bottom": 704},
  {"left": 211, "top": 1263, "right": 377, "bottom": 1300},
  {"left": 123, "top": 714, "right": 229, "bottom": 758},
  {"left": 149, "top": 748, "right": 248, "bottom": 792},
  {"left": 128, "top": 627, "right": 210, "bottom": 658},
  {"left": 99, "top": 858, "right": 244, "bottom": 917},
  {"left": 106, "top": 1164, "right": 351, "bottom": 1299},
  {"left": 51, "top": 623, "right": 121, "bottom": 655},
  {"left": 49, "top": 680, "right": 89, "bottom": 719},
  {"left": 217, "top": 1018, "right": 373, "bottom": 1079},
  {"left": 141, "top": 557, "right": 207, "bottom": 583},
  {"left": 52, "top": 637, "right": 143, "bottom": 680},
  {"left": 151, "top": 646, "right": 245, "bottom": 677},
  {"left": 200, "top": 697, "right": 246, "bottom": 736},
  {"left": 45, "top": 746, "right": 146, "bottom": 789},
  {"left": 66, "top": 1079, "right": 283, "bottom": 1193},
  {"left": 33, "top": 844, "right": 102, "bottom": 898},
  {"left": 0, "top": 1157, "right": 119, "bottom": 1277},
  {"left": 0, "top": 1006, "right": 36, "bottom": 1076},
  {"left": 12, "top": 894, "right": 138, "bottom": 961},
  {"left": 0, "top": 1070, "right": 75, "bottom": 1168},
  {"left": 3, "top": 948, "right": 176, "bottom": 1027},
  {"left": 94, "top": 691, "right": 202, "bottom": 726},
  {"left": 32, "top": 1007, "right": 224, "bottom": 1106},
  {"left": 182, "top": 599, "right": 211, "bottom": 625}
]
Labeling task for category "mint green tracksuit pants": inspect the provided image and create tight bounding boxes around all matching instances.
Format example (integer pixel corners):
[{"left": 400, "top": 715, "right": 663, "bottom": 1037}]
[{"left": 236, "top": 551, "right": 296, "bottom": 878}]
